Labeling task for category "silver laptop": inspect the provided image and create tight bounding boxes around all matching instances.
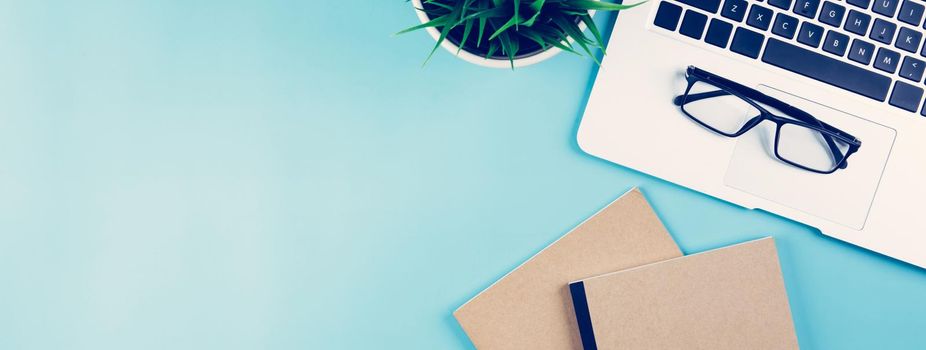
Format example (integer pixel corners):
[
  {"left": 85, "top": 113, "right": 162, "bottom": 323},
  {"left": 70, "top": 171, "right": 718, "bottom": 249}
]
[{"left": 579, "top": 0, "right": 926, "bottom": 267}]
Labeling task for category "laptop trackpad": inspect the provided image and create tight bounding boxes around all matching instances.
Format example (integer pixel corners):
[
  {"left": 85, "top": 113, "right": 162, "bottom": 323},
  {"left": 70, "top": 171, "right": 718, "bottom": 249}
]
[{"left": 724, "top": 85, "right": 896, "bottom": 230}]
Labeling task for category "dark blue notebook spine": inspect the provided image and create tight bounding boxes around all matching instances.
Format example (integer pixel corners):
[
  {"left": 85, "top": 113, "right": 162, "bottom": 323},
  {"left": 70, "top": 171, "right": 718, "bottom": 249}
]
[{"left": 569, "top": 281, "right": 597, "bottom": 350}]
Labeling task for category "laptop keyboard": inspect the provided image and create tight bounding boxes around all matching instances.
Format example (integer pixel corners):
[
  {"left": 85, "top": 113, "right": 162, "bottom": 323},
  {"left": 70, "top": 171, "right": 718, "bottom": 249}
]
[{"left": 652, "top": 0, "right": 926, "bottom": 116}]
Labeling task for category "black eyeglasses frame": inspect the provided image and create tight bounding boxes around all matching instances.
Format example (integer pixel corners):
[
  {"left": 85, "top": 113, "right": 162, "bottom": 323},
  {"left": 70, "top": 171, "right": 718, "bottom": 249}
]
[{"left": 672, "top": 66, "right": 862, "bottom": 174}]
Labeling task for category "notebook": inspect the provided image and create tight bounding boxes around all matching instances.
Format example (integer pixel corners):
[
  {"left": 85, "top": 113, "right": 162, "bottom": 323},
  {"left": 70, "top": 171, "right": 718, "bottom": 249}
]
[
  {"left": 453, "top": 188, "right": 682, "bottom": 349},
  {"left": 569, "top": 237, "right": 798, "bottom": 350}
]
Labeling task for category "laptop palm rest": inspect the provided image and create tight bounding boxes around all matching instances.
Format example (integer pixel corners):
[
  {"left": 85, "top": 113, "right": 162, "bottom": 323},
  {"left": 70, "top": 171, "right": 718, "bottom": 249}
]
[{"left": 723, "top": 85, "right": 896, "bottom": 230}]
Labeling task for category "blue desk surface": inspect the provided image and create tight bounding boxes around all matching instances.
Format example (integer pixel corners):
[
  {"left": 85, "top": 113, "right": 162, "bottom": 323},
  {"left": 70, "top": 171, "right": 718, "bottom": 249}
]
[{"left": 1, "top": 1, "right": 924, "bottom": 349}]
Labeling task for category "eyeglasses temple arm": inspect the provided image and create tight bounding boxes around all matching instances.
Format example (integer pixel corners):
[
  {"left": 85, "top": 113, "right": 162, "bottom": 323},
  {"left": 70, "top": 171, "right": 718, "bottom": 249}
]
[
  {"left": 673, "top": 90, "right": 731, "bottom": 105},
  {"left": 692, "top": 67, "right": 860, "bottom": 140}
]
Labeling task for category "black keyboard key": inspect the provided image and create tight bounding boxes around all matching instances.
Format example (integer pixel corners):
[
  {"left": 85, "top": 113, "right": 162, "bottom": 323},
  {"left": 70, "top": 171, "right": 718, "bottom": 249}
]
[
  {"left": 680, "top": 10, "right": 709, "bottom": 39},
  {"left": 819, "top": 2, "right": 847, "bottom": 26},
  {"left": 762, "top": 38, "right": 892, "bottom": 101},
  {"left": 654, "top": 1, "right": 684, "bottom": 30},
  {"left": 798, "top": 22, "right": 825, "bottom": 47},
  {"left": 823, "top": 31, "right": 851, "bottom": 55},
  {"left": 889, "top": 81, "right": 924, "bottom": 111},
  {"left": 747, "top": 5, "right": 774, "bottom": 30},
  {"left": 847, "top": 0, "right": 871, "bottom": 9},
  {"left": 705, "top": 19, "right": 735, "bottom": 47},
  {"left": 895, "top": 27, "right": 923, "bottom": 52},
  {"left": 772, "top": 13, "right": 800, "bottom": 38},
  {"left": 875, "top": 47, "right": 902, "bottom": 72},
  {"left": 731, "top": 27, "right": 766, "bottom": 58},
  {"left": 721, "top": 0, "right": 749, "bottom": 21},
  {"left": 845, "top": 10, "right": 872, "bottom": 35},
  {"left": 769, "top": 0, "right": 793, "bottom": 10},
  {"left": 677, "top": 0, "right": 722, "bottom": 13},
  {"left": 849, "top": 39, "right": 877, "bottom": 64},
  {"left": 794, "top": 0, "right": 822, "bottom": 18},
  {"left": 873, "top": 0, "right": 900, "bottom": 17},
  {"left": 898, "top": 0, "right": 925, "bottom": 26},
  {"left": 870, "top": 18, "right": 897, "bottom": 44},
  {"left": 899, "top": 56, "right": 926, "bottom": 81}
]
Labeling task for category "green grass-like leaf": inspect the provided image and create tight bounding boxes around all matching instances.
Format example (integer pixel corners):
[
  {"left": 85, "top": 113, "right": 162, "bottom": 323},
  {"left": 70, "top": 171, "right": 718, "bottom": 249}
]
[{"left": 399, "top": 0, "right": 646, "bottom": 67}]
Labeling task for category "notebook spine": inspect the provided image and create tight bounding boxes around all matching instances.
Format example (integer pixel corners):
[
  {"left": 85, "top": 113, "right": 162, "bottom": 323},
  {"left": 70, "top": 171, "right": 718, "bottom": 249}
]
[{"left": 569, "top": 281, "right": 597, "bottom": 350}]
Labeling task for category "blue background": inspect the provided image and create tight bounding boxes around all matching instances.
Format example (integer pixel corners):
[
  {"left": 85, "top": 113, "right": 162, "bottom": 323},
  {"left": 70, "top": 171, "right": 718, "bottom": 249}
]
[{"left": 1, "top": 1, "right": 924, "bottom": 349}]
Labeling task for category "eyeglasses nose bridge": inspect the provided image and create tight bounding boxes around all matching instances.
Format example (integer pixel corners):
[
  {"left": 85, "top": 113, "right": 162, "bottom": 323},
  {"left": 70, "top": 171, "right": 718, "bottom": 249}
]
[{"left": 739, "top": 113, "right": 766, "bottom": 132}]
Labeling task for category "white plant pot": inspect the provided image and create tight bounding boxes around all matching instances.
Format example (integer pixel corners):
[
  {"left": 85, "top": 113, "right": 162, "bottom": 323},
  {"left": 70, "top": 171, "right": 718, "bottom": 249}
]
[{"left": 410, "top": 0, "right": 593, "bottom": 68}]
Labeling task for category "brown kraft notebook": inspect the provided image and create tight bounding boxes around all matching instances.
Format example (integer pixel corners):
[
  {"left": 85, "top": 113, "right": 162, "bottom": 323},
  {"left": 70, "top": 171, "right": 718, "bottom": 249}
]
[
  {"left": 569, "top": 237, "right": 799, "bottom": 350},
  {"left": 454, "top": 188, "right": 683, "bottom": 349}
]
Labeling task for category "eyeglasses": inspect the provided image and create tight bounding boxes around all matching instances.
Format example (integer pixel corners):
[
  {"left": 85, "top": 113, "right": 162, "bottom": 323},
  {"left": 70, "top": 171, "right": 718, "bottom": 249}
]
[{"left": 673, "top": 66, "right": 862, "bottom": 174}]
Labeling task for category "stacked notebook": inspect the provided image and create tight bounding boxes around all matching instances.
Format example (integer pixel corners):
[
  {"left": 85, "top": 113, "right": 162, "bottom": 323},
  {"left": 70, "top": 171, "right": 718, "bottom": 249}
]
[{"left": 453, "top": 188, "right": 799, "bottom": 350}]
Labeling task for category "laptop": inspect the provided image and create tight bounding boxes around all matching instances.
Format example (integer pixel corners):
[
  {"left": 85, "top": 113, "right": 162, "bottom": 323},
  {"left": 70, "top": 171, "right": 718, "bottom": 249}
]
[{"left": 578, "top": 0, "right": 926, "bottom": 268}]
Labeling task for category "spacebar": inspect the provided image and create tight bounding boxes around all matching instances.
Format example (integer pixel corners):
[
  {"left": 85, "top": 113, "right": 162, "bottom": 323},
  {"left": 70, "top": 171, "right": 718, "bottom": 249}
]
[{"left": 761, "top": 38, "right": 891, "bottom": 102}]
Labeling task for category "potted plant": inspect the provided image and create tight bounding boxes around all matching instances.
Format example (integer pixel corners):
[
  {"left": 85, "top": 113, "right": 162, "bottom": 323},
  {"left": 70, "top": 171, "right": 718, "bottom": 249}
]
[{"left": 398, "top": 0, "right": 642, "bottom": 69}]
